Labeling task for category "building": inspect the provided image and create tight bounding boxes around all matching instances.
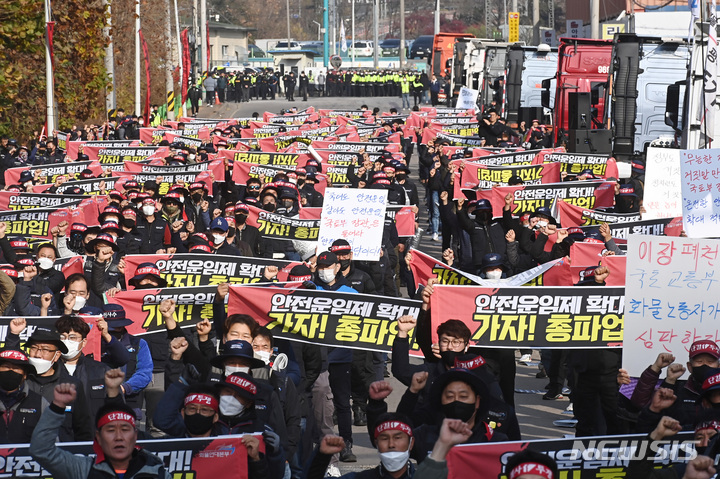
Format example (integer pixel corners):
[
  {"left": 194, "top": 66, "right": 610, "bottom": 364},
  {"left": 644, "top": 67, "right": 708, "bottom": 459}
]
[{"left": 208, "top": 21, "right": 258, "bottom": 68}]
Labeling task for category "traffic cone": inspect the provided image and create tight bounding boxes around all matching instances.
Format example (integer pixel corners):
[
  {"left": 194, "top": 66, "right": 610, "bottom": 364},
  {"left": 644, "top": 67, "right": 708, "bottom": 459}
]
[{"left": 215, "top": 91, "right": 221, "bottom": 105}]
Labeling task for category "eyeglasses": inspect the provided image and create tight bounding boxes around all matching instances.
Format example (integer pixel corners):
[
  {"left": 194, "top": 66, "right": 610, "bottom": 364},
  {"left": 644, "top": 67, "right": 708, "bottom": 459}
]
[
  {"left": 439, "top": 338, "right": 466, "bottom": 348},
  {"left": 60, "top": 334, "right": 83, "bottom": 342},
  {"left": 28, "top": 345, "right": 58, "bottom": 355},
  {"left": 248, "top": 186, "right": 260, "bottom": 190}
]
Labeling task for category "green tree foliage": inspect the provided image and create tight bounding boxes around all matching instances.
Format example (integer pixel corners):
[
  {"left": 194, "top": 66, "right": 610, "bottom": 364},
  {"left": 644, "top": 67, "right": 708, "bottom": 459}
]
[{"left": 0, "top": 0, "right": 110, "bottom": 138}]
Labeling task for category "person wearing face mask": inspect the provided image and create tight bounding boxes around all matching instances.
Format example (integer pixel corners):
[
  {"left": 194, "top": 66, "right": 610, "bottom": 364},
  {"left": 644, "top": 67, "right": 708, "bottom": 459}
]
[
  {"left": 30, "top": 243, "right": 64, "bottom": 296},
  {"left": 456, "top": 199, "right": 507, "bottom": 273},
  {"left": 634, "top": 341, "right": 720, "bottom": 433},
  {"left": 367, "top": 370, "right": 506, "bottom": 466},
  {"left": 208, "top": 217, "right": 242, "bottom": 256},
  {"left": 234, "top": 202, "right": 262, "bottom": 256},
  {"left": 55, "top": 315, "right": 127, "bottom": 421},
  {"left": 277, "top": 189, "right": 300, "bottom": 216},
  {"left": 0, "top": 349, "right": 49, "bottom": 443},
  {"left": 115, "top": 206, "right": 143, "bottom": 255},
  {"left": 244, "top": 178, "right": 263, "bottom": 200},
  {"left": 301, "top": 172, "right": 324, "bottom": 207},
  {"left": 160, "top": 192, "right": 186, "bottom": 225},
  {"left": 216, "top": 373, "right": 287, "bottom": 479},
  {"left": 85, "top": 233, "right": 122, "bottom": 306},
  {"left": 308, "top": 413, "right": 418, "bottom": 479},
  {"left": 5, "top": 326, "right": 93, "bottom": 441},
  {"left": 135, "top": 197, "right": 169, "bottom": 254},
  {"left": 6, "top": 255, "right": 59, "bottom": 316},
  {"left": 186, "top": 182, "right": 212, "bottom": 232},
  {"left": 99, "top": 304, "right": 153, "bottom": 417},
  {"left": 315, "top": 251, "right": 360, "bottom": 462},
  {"left": 478, "top": 253, "right": 509, "bottom": 280}
]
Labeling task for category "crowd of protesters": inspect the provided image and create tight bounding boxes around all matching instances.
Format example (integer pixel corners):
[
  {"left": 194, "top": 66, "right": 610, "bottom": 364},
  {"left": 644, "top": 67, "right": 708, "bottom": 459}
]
[{"left": 0, "top": 100, "right": 715, "bottom": 479}]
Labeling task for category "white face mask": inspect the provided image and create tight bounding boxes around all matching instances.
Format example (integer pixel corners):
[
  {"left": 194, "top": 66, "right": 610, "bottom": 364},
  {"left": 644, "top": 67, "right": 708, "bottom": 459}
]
[
  {"left": 254, "top": 350, "right": 271, "bottom": 365},
  {"left": 379, "top": 450, "right": 410, "bottom": 472},
  {"left": 72, "top": 295, "right": 87, "bottom": 311},
  {"left": 486, "top": 270, "right": 502, "bottom": 280},
  {"left": 318, "top": 268, "right": 336, "bottom": 284},
  {"left": 213, "top": 234, "right": 225, "bottom": 245},
  {"left": 188, "top": 154, "right": 196, "bottom": 161},
  {"left": 219, "top": 395, "right": 245, "bottom": 416},
  {"left": 61, "top": 340, "right": 82, "bottom": 360},
  {"left": 225, "top": 365, "right": 249, "bottom": 376},
  {"left": 29, "top": 357, "right": 55, "bottom": 375},
  {"left": 37, "top": 257, "right": 54, "bottom": 270},
  {"left": 536, "top": 220, "right": 548, "bottom": 228},
  {"left": 142, "top": 205, "right": 155, "bottom": 216}
]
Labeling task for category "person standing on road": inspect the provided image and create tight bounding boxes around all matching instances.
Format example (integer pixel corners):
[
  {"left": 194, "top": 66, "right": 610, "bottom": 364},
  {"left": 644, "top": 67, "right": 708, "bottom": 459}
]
[{"left": 203, "top": 73, "right": 217, "bottom": 107}]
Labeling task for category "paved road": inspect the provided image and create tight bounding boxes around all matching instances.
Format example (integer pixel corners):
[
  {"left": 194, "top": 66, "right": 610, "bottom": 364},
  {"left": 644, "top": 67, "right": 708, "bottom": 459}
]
[{"left": 193, "top": 95, "right": 574, "bottom": 471}]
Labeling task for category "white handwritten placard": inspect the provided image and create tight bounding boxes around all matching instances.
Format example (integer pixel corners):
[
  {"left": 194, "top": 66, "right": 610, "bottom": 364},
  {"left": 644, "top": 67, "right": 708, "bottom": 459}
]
[
  {"left": 644, "top": 147, "right": 682, "bottom": 220},
  {"left": 679, "top": 148, "right": 720, "bottom": 237},
  {"left": 623, "top": 234, "right": 720, "bottom": 378},
  {"left": 318, "top": 188, "right": 388, "bottom": 261}
]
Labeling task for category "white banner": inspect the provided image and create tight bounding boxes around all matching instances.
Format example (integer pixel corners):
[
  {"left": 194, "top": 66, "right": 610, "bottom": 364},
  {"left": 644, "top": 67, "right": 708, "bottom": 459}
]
[
  {"left": 623, "top": 234, "right": 720, "bottom": 378},
  {"left": 317, "top": 188, "right": 388, "bottom": 261},
  {"left": 643, "top": 147, "right": 682, "bottom": 220},
  {"left": 703, "top": 0, "right": 718, "bottom": 142},
  {"left": 340, "top": 22, "right": 347, "bottom": 53},
  {"left": 680, "top": 148, "right": 720, "bottom": 237},
  {"left": 455, "top": 87, "right": 480, "bottom": 110}
]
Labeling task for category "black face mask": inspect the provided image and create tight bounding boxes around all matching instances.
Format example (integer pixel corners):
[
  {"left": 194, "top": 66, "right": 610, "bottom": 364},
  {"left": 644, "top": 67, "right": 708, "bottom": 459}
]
[
  {"left": 396, "top": 174, "right": 407, "bottom": 183},
  {"left": 297, "top": 179, "right": 305, "bottom": 187},
  {"left": 191, "top": 193, "right": 203, "bottom": 203},
  {"left": 122, "top": 218, "right": 136, "bottom": 229},
  {"left": 339, "top": 259, "right": 351, "bottom": 270},
  {"left": 692, "top": 365, "right": 713, "bottom": 385},
  {"left": 0, "top": 370, "right": 24, "bottom": 392},
  {"left": 247, "top": 189, "right": 260, "bottom": 198},
  {"left": 441, "top": 400, "right": 477, "bottom": 422},
  {"left": 184, "top": 413, "right": 215, "bottom": 435},
  {"left": 263, "top": 203, "right": 276, "bottom": 212},
  {"left": 227, "top": 227, "right": 236, "bottom": 239},
  {"left": 235, "top": 214, "right": 247, "bottom": 225},
  {"left": 440, "top": 350, "right": 463, "bottom": 368}
]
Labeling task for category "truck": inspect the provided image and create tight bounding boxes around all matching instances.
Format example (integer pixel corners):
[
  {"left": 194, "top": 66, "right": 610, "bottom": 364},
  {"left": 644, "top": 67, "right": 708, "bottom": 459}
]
[
  {"left": 605, "top": 34, "right": 691, "bottom": 162},
  {"left": 541, "top": 38, "right": 613, "bottom": 149},
  {"left": 450, "top": 38, "right": 514, "bottom": 110},
  {"left": 503, "top": 43, "right": 558, "bottom": 126},
  {"left": 430, "top": 32, "right": 475, "bottom": 79}
]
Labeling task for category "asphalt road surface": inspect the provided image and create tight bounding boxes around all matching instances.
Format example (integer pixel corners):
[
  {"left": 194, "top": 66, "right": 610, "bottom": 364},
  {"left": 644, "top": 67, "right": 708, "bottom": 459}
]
[{"left": 194, "top": 94, "right": 573, "bottom": 471}]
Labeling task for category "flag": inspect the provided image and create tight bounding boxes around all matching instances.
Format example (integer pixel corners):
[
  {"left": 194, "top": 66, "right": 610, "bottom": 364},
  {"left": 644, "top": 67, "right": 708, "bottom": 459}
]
[
  {"left": 340, "top": 21, "right": 347, "bottom": 53},
  {"left": 181, "top": 29, "right": 190, "bottom": 104}
]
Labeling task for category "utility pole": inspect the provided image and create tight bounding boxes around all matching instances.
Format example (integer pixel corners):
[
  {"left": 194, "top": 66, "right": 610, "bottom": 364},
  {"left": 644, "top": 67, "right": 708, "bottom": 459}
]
[
  {"left": 399, "top": 0, "right": 405, "bottom": 69},
  {"left": 373, "top": 0, "right": 379, "bottom": 67},
  {"left": 323, "top": 0, "right": 329, "bottom": 66},
  {"left": 44, "top": 0, "right": 55, "bottom": 134},
  {"left": 192, "top": 0, "right": 198, "bottom": 83},
  {"left": 200, "top": 0, "right": 207, "bottom": 73},
  {"left": 532, "top": 0, "right": 539, "bottom": 45},
  {"left": 135, "top": 0, "right": 140, "bottom": 116},
  {"left": 103, "top": 0, "right": 115, "bottom": 113},
  {"left": 434, "top": 0, "right": 440, "bottom": 35},
  {"left": 352, "top": 0, "right": 356, "bottom": 67},
  {"left": 591, "top": 0, "right": 600, "bottom": 39},
  {"left": 286, "top": 0, "right": 292, "bottom": 48},
  {"left": 485, "top": 0, "right": 489, "bottom": 38},
  {"left": 548, "top": 0, "right": 554, "bottom": 35},
  {"left": 174, "top": 0, "right": 185, "bottom": 117}
]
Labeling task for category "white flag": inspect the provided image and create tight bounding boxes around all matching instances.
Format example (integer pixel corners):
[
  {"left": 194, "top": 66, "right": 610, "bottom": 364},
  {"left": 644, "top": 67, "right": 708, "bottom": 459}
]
[{"left": 340, "top": 22, "right": 347, "bottom": 52}]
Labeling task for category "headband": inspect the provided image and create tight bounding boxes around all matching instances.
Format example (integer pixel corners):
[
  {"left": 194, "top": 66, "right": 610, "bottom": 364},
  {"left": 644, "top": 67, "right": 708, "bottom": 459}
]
[
  {"left": 97, "top": 411, "right": 136, "bottom": 429},
  {"left": 509, "top": 463, "right": 553, "bottom": 479},
  {"left": 184, "top": 393, "right": 219, "bottom": 412},
  {"left": 374, "top": 420, "right": 413, "bottom": 439}
]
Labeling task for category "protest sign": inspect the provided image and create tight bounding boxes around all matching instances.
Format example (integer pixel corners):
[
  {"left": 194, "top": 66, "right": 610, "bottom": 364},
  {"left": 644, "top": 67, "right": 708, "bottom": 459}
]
[
  {"left": 543, "top": 152, "right": 619, "bottom": 178},
  {"left": 603, "top": 216, "right": 684, "bottom": 240},
  {"left": 0, "top": 434, "right": 254, "bottom": 479},
  {"left": 557, "top": 200, "right": 642, "bottom": 227},
  {"left": 123, "top": 253, "right": 299, "bottom": 288},
  {"left": 218, "top": 149, "right": 301, "bottom": 167},
  {"left": 49, "top": 177, "right": 120, "bottom": 196},
  {"left": 4, "top": 161, "right": 104, "bottom": 186},
  {"left": 106, "top": 286, "right": 219, "bottom": 336},
  {"left": 317, "top": 188, "right": 388, "bottom": 261},
  {"left": 123, "top": 159, "right": 224, "bottom": 179},
  {"left": 458, "top": 162, "right": 561, "bottom": 190},
  {"left": 0, "top": 208, "right": 70, "bottom": 239},
  {"left": 446, "top": 432, "right": 696, "bottom": 479},
  {"left": 0, "top": 192, "right": 83, "bottom": 211},
  {"left": 310, "top": 140, "right": 399, "bottom": 153},
  {"left": 430, "top": 285, "right": 624, "bottom": 348},
  {"left": 624, "top": 234, "right": 720, "bottom": 378},
  {"left": 66, "top": 140, "right": 138, "bottom": 160},
  {"left": 644, "top": 147, "right": 682, "bottom": 219},
  {"left": 482, "top": 181, "right": 616, "bottom": 218},
  {"left": 679, "top": 148, "right": 720, "bottom": 237},
  {"left": 227, "top": 285, "right": 422, "bottom": 354},
  {"left": 455, "top": 87, "right": 480, "bottom": 109},
  {"left": 82, "top": 146, "right": 169, "bottom": 163},
  {"left": 386, "top": 206, "right": 416, "bottom": 237},
  {"left": 243, "top": 206, "right": 321, "bottom": 241},
  {"left": 112, "top": 171, "right": 212, "bottom": 196}
]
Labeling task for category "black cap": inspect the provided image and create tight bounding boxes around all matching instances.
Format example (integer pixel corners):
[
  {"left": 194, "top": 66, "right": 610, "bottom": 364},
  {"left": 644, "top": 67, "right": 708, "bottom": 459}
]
[
  {"left": 28, "top": 327, "right": 68, "bottom": 354},
  {"left": 316, "top": 251, "right": 338, "bottom": 267}
]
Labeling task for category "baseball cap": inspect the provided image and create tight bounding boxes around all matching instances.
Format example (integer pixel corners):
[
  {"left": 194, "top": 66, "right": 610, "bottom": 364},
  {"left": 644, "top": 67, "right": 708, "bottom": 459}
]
[{"left": 316, "top": 251, "right": 338, "bottom": 267}]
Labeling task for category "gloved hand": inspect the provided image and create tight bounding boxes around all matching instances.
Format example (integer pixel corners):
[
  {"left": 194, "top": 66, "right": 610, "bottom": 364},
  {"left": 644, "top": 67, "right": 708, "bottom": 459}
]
[
  {"left": 263, "top": 425, "right": 281, "bottom": 452},
  {"left": 272, "top": 353, "right": 288, "bottom": 372}
]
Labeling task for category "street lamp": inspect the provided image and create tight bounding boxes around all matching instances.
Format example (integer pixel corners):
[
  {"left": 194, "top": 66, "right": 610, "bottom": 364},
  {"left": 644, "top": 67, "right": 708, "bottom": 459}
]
[{"left": 313, "top": 20, "right": 321, "bottom": 40}]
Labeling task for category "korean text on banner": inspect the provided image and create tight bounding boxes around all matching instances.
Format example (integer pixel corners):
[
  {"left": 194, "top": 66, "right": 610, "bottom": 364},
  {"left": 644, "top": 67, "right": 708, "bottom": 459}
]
[
  {"left": 455, "top": 87, "right": 479, "bottom": 110},
  {"left": 317, "top": 188, "right": 388, "bottom": 261},
  {"left": 643, "top": 147, "right": 682, "bottom": 219},
  {"left": 680, "top": 149, "right": 720, "bottom": 237},
  {"left": 623, "top": 234, "right": 720, "bottom": 378}
]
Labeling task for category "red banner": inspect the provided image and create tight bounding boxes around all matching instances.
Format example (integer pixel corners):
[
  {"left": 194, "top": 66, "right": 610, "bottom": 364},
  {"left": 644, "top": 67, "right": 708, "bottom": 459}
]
[
  {"left": 181, "top": 28, "right": 190, "bottom": 104},
  {"left": 139, "top": 29, "right": 151, "bottom": 124},
  {"left": 457, "top": 162, "right": 562, "bottom": 195},
  {"left": 557, "top": 200, "right": 642, "bottom": 228}
]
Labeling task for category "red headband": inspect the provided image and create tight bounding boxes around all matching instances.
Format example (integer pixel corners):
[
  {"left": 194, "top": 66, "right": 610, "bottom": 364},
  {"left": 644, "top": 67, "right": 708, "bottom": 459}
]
[
  {"left": 374, "top": 421, "right": 413, "bottom": 439},
  {"left": 509, "top": 462, "right": 554, "bottom": 479},
  {"left": 97, "top": 411, "right": 136, "bottom": 429},
  {"left": 289, "top": 274, "right": 313, "bottom": 282},
  {"left": 454, "top": 355, "right": 486, "bottom": 370},
  {"left": 184, "top": 393, "right": 219, "bottom": 411},
  {"left": 191, "top": 244, "right": 212, "bottom": 253},
  {"left": 696, "top": 420, "right": 720, "bottom": 433}
]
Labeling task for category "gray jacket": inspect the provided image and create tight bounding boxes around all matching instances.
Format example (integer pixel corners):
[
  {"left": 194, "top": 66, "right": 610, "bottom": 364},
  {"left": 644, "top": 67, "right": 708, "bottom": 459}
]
[
  {"left": 30, "top": 406, "right": 171, "bottom": 479},
  {"left": 203, "top": 76, "right": 217, "bottom": 92}
]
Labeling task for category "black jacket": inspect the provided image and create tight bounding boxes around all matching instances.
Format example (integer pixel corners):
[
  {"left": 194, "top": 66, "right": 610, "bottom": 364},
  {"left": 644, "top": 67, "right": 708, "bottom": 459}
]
[{"left": 135, "top": 215, "right": 168, "bottom": 254}]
